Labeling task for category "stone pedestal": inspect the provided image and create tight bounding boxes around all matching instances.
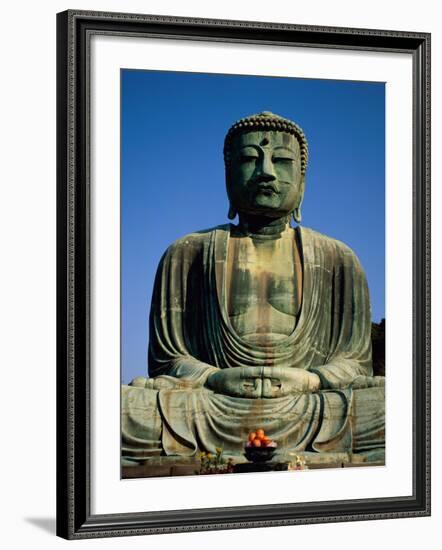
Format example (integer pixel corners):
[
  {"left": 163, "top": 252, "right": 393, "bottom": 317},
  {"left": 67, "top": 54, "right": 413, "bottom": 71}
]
[
  {"left": 121, "top": 449, "right": 385, "bottom": 479},
  {"left": 233, "top": 462, "right": 289, "bottom": 474}
]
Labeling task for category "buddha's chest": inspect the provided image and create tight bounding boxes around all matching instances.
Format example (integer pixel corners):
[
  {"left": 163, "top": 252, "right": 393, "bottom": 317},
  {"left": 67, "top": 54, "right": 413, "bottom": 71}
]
[{"left": 225, "top": 232, "right": 302, "bottom": 342}]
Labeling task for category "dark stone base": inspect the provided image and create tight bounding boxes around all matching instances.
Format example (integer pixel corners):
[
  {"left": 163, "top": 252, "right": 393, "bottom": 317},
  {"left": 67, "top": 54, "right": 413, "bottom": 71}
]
[
  {"left": 122, "top": 457, "right": 201, "bottom": 479},
  {"left": 121, "top": 449, "right": 385, "bottom": 479},
  {"left": 233, "top": 462, "right": 289, "bottom": 474}
]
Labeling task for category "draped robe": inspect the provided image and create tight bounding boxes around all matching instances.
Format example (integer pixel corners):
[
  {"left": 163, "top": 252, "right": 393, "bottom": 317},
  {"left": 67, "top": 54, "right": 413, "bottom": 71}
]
[{"left": 122, "top": 224, "right": 385, "bottom": 459}]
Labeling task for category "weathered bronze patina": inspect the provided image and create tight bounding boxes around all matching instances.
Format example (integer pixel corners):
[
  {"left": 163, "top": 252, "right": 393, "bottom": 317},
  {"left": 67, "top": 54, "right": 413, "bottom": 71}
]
[{"left": 122, "top": 112, "right": 385, "bottom": 463}]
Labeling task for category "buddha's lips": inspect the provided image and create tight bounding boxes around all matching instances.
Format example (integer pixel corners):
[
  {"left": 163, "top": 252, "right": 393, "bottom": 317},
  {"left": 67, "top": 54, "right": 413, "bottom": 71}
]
[{"left": 255, "top": 183, "right": 280, "bottom": 195}]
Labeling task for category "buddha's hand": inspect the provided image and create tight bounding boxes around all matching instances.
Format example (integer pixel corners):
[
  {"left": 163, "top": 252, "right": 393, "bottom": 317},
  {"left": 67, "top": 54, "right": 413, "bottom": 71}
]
[
  {"left": 206, "top": 367, "right": 266, "bottom": 398},
  {"left": 206, "top": 367, "right": 320, "bottom": 398},
  {"left": 266, "top": 367, "right": 321, "bottom": 397}
]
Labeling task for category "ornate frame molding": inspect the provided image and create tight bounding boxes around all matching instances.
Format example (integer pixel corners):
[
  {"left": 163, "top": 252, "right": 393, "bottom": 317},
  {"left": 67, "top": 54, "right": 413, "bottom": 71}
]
[{"left": 56, "top": 10, "right": 430, "bottom": 539}]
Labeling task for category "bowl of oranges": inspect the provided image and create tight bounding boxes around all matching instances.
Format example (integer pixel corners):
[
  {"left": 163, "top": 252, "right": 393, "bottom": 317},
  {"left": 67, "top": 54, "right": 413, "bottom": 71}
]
[{"left": 244, "top": 429, "right": 277, "bottom": 463}]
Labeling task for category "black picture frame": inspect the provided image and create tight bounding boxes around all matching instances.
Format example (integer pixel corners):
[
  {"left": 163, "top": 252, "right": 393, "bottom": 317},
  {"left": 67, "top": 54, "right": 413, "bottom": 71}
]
[{"left": 56, "top": 9, "right": 431, "bottom": 539}]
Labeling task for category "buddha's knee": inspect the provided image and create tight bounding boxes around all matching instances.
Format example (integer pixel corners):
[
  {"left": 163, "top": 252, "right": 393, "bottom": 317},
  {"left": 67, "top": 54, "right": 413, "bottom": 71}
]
[
  {"left": 128, "top": 376, "right": 155, "bottom": 389},
  {"left": 351, "top": 386, "right": 385, "bottom": 451},
  {"left": 352, "top": 385, "right": 385, "bottom": 413},
  {"left": 122, "top": 384, "right": 162, "bottom": 445}
]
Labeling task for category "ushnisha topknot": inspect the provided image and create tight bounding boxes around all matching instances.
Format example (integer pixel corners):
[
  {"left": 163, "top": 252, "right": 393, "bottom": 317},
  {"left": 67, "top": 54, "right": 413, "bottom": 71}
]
[{"left": 223, "top": 111, "right": 309, "bottom": 175}]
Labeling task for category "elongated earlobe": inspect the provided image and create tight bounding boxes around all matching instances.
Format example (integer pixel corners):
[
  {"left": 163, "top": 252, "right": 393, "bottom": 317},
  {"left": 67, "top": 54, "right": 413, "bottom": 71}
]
[
  {"left": 292, "top": 207, "right": 302, "bottom": 224},
  {"left": 228, "top": 205, "right": 237, "bottom": 220}
]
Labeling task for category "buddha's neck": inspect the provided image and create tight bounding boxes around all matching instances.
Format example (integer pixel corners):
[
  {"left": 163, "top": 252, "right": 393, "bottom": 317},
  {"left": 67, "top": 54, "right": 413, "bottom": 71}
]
[{"left": 237, "top": 213, "right": 291, "bottom": 239}]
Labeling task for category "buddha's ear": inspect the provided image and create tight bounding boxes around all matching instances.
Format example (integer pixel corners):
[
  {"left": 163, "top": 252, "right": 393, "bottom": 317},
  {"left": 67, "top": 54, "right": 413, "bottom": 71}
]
[
  {"left": 292, "top": 175, "right": 306, "bottom": 224},
  {"left": 225, "top": 168, "right": 237, "bottom": 220},
  {"left": 292, "top": 208, "right": 302, "bottom": 224},
  {"left": 227, "top": 204, "right": 237, "bottom": 220}
]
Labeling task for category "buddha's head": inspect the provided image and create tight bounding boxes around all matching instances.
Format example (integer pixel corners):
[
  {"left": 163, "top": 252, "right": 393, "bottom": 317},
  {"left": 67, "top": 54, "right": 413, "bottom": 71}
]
[{"left": 223, "top": 112, "right": 308, "bottom": 223}]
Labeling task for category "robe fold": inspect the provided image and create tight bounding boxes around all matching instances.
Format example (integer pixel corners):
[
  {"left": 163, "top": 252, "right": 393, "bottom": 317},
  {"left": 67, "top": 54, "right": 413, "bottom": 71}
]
[{"left": 122, "top": 224, "right": 385, "bottom": 459}]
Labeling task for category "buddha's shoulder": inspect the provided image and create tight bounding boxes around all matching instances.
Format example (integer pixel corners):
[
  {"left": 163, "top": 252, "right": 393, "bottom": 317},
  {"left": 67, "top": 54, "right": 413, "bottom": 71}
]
[
  {"left": 300, "top": 226, "right": 362, "bottom": 265},
  {"left": 164, "top": 224, "right": 230, "bottom": 256}
]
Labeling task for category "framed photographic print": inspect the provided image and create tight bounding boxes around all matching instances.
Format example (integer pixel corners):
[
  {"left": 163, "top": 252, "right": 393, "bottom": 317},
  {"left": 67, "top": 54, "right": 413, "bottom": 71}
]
[{"left": 56, "top": 9, "right": 431, "bottom": 539}]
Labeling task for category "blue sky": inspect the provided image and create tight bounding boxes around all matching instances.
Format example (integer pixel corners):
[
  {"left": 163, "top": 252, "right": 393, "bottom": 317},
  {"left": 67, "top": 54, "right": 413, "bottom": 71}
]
[{"left": 121, "top": 69, "right": 385, "bottom": 384}]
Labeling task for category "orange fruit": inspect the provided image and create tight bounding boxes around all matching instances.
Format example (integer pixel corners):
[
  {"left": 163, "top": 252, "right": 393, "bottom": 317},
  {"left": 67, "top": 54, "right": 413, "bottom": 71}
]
[
  {"left": 256, "top": 428, "right": 265, "bottom": 440},
  {"left": 248, "top": 431, "right": 257, "bottom": 442},
  {"left": 252, "top": 438, "right": 262, "bottom": 447},
  {"left": 262, "top": 437, "right": 272, "bottom": 446}
]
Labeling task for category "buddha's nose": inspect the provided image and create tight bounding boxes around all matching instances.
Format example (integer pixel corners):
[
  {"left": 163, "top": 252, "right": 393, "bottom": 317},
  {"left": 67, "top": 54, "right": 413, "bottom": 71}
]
[{"left": 257, "top": 154, "right": 276, "bottom": 180}]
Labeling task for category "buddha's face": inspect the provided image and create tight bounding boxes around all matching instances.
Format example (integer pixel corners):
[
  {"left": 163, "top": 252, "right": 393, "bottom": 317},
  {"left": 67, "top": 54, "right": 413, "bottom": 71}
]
[{"left": 227, "top": 130, "right": 303, "bottom": 218}]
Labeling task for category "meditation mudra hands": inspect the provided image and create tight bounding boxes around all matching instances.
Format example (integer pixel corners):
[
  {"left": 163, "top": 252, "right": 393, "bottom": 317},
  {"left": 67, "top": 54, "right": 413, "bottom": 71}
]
[{"left": 205, "top": 366, "right": 321, "bottom": 398}]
